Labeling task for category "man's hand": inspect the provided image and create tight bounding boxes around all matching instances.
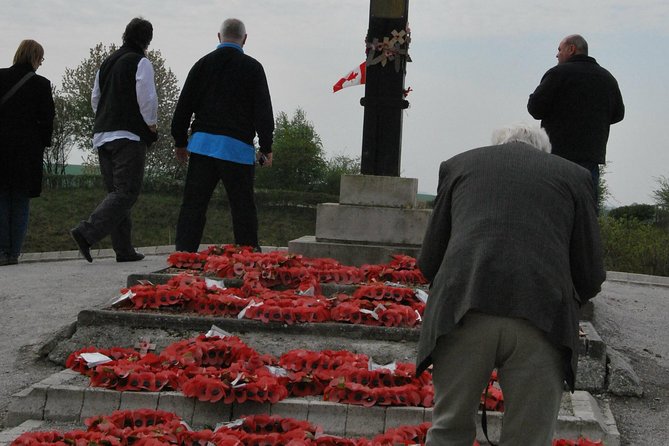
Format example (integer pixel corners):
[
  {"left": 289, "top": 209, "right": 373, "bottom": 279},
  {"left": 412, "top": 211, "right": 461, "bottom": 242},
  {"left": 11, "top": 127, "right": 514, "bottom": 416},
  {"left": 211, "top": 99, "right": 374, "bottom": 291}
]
[
  {"left": 148, "top": 124, "right": 157, "bottom": 133},
  {"left": 257, "top": 152, "right": 273, "bottom": 167},
  {"left": 176, "top": 147, "right": 189, "bottom": 164}
]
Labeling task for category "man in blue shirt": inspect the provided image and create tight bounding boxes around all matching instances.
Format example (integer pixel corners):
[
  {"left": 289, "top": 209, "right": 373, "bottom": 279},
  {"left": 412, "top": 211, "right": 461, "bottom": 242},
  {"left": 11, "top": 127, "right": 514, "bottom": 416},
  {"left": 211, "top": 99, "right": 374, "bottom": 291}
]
[{"left": 171, "top": 18, "right": 274, "bottom": 252}]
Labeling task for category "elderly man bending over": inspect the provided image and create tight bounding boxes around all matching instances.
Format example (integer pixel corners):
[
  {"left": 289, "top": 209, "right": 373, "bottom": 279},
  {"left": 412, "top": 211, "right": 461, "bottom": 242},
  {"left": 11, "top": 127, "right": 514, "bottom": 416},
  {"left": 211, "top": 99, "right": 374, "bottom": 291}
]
[{"left": 417, "top": 123, "right": 604, "bottom": 445}]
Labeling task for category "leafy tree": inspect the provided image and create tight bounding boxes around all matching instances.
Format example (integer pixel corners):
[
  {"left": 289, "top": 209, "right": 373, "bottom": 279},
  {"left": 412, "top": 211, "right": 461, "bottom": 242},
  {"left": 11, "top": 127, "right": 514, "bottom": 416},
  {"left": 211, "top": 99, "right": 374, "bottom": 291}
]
[
  {"left": 608, "top": 204, "right": 656, "bottom": 223},
  {"left": 319, "top": 153, "right": 360, "bottom": 195},
  {"left": 597, "top": 165, "right": 610, "bottom": 211},
  {"left": 653, "top": 176, "right": 669, "bottom": 209},
  {"left": 60, "top": 43, "right": 183, "bottom": 178},
  {"left": 43, "top": 87, "right": 74, "bottom": 175},
  {"left": 256, "top": 108, "right": 326, "bottom": 191}
]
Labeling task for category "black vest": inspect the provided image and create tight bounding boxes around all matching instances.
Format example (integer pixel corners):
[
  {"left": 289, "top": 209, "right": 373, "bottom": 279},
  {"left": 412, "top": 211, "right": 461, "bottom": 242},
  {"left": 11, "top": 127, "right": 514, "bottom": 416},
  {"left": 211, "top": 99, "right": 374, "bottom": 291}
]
[{"left": 93, "top": 44, "right": 156, "bottom": 145}]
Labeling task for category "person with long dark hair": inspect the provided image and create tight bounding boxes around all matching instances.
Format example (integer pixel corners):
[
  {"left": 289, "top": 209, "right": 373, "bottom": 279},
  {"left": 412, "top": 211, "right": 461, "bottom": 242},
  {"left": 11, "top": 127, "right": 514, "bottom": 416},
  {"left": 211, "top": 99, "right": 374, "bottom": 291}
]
[
  {"left": 70, "top": 17, "right": 158, "bottom": 263},
  {"left": 0, "top": 39, "right": 55, "bottom": 266}
]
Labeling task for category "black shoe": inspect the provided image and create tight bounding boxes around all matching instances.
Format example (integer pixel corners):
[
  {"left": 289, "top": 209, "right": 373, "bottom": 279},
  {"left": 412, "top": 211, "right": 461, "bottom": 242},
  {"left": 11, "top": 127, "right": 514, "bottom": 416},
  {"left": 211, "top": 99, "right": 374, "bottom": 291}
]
[
  {"left": 8, "top": 256, "right": 18, "bottom": 265},
  {"left": 116, "top": 251, "right": 145, "bottom": 262},
  {"left": 70, "top": 228, "right": 92, "bottom": 263}
]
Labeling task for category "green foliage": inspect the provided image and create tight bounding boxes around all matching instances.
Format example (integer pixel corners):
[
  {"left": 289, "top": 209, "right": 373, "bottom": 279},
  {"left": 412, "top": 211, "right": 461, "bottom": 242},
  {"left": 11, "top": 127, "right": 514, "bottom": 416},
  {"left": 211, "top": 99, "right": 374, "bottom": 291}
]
[
  {"left": 60, "top": 42, "right": 109, "bottom": 159},
  {"left": 23, "top": 188, "right": 317, "bottom": 252},
  {"left": 608, "top": 203, "right": 657, "bottom": 222},
  {"left": 653, "top": 176, "right": 669, "bottom": 209},
  {"left": 597, "top": 165, "right": 610, "bottom": 211},
  {"left": 256, "top": 108, "right": 326, "bottom": 191},
  {"left": 59, "top": 43, "right": 183, "bottom": 179},
  {"left": 144, "top": 48, "right": 183, "bottom": 180},
  {"left": 319, "top": 154, "right": 361, "bottom": 195},
  {"left": 599, "top": 216, "right": 669, "bottom": 276},
  {"left": 43, "top": 87, "right": 74, "bottom": 175}
]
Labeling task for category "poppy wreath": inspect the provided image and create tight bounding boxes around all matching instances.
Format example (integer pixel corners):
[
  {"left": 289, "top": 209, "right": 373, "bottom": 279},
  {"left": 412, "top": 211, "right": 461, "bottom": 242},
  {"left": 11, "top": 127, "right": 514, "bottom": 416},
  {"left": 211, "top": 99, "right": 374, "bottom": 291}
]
[
  {"left": 10, "top": 409, "right": 606, "bottom": 446},
  {"left": 553, "top": 440, "right": 605, "bottom": 446},
  {"left": 160, "top": 335, "right": 262, "bottom": 368},
  {"left": 353, "top": 283, "right": 421, "bottom": 303},
  {"left": 166, "top": 251, "right": 209, "bottom": 270},
  {"left": 166, "top": 244, "right": 427, "bottom": 287},
  {"left": 65, "top": 346, "right": 140, "bottom": 374},
  {"left": 329, "top": 298, "right": 422, "bottom": 328},
  {"left": 67, "top": 335, "right": 486, "bottom": 411},
  {"left": 117, "top": 274, "right": 424, "bottom": 329},
  {"left": 85, "top": 409, "right": 182, "bottom": 436},
  {"left": 278, "top": 349, "right": 370, "bottom": 375}
]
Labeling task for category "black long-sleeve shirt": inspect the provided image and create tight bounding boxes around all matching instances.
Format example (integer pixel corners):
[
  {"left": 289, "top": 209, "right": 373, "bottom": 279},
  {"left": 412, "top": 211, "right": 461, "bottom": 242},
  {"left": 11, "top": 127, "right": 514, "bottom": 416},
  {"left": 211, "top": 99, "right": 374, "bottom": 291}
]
[{"left": 171, "top": 46, "right": 274, "bottom": 154}]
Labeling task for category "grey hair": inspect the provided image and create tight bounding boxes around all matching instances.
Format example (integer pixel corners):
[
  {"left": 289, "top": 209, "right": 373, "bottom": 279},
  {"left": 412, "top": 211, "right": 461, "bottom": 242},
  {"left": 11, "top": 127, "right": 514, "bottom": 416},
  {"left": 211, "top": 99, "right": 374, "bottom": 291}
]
[
  {"left": 564, "top": 34, "right": 588, "bottom": 55},
  {"left": 220, "top": 18, "right": 246, "bottom": 43},
  {"left": 491, "top": 123, "right": 552, "bottom": 153}
]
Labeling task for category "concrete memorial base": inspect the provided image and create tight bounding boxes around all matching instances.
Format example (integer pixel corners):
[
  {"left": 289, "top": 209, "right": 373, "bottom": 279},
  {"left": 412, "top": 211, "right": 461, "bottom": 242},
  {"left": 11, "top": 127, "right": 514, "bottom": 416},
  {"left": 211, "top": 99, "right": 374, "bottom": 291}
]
[{"left": 289, "top": 175, "right": 431, "bottom": 266}]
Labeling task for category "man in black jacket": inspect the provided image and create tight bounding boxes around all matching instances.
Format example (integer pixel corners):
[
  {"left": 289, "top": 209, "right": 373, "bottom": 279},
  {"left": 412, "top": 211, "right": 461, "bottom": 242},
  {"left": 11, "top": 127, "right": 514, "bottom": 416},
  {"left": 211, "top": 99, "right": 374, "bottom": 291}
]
[
  {"left": 171, "top": 18, "right": 274, "bottom": 252},
  {"left": 528, "top": 34, "right": 624, "bottom": 207},
  {"left": 71, "top": 17, "right": 158, "bottom": 263}
]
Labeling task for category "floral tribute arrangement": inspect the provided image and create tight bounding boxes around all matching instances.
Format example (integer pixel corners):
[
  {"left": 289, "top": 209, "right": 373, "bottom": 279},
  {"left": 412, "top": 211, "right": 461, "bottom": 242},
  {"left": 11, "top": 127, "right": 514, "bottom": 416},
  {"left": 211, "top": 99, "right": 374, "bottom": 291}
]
[
  {"left": 10, "top": 409, "right": 604, "bottom": 446},
  {"left": 166, "top": 245, "right": 427, "bottom": 286},
  {"left": 113, "top": 246, "right": 428, "bottom": 329},
  {"left": 66, "top": 332, "right": 438, "bottom": 408}
]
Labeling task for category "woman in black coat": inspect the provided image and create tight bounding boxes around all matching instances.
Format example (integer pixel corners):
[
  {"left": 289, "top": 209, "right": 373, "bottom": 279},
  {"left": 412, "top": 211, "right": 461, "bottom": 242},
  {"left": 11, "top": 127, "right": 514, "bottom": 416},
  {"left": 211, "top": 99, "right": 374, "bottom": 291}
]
[{"left": 0, "top": 40, "right": 55, "bottom": 266}]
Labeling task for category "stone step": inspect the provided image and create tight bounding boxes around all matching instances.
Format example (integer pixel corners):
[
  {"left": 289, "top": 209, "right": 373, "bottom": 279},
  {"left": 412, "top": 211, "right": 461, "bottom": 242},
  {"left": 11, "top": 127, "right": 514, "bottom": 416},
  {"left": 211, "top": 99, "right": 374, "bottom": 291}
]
[
  {"left": 46, "top": 307, "right": 608, "bottom": 393},
  {"left": 5, "top": 369, "right": 619, "bottom": 445}
]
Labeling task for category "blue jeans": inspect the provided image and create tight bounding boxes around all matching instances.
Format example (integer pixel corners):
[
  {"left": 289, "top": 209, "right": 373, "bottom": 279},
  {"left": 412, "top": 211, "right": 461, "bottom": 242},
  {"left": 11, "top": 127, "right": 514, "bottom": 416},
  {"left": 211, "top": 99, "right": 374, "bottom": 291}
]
[{"left": 0, "top": 189, "right": 30, "bottom": 259}]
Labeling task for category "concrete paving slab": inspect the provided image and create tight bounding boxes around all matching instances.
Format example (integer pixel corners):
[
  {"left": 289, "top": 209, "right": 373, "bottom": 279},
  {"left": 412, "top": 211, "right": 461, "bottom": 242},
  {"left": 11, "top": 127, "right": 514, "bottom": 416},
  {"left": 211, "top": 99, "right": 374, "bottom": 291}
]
[
  {"left": 385, "top": 406, "right": 425, "bottom": 430},
  {"left": 156, "top": 392, "right": 195, "bottom": 425},
  {"left": 43, "top": 385, "right": 83, "bottom": 422},
  {"left": 80, "top": 388, "right": 121, "bottom": 421},
  {"left": 345, "top": 404, "right": 386, "bottom": 437},
  {"left": 307, "top": 400, "right": 347, "bottom": 436},
  {"left": 269, "top": 398, "right": 309, "bottom": 421},
  {"left": 118, "top": 391, "right": 159, "bottom": 411},
  {"left": 191, "top": 400, "right": 232, "bottom": 428},
  {"left": 5, "top": 385, "right": 47, "bottom": 428}
]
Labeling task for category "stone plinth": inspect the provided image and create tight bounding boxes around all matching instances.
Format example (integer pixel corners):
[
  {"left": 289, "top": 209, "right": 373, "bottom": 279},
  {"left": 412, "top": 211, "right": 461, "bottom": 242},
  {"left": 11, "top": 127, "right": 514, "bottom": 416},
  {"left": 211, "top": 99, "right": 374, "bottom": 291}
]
[
  {"left": 315, "top": 203, "right": 431, "bottom": 246},
  {"left": 289, "top": 175, "right": 430, "bottom": 266}
]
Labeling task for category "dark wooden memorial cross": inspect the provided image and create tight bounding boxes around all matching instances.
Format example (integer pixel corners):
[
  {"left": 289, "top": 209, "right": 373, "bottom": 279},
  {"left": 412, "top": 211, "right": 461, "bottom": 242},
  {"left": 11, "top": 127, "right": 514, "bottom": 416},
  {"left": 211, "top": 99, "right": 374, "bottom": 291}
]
[{"left": 360, "top": 0, "right": 411, "bottom": 177}]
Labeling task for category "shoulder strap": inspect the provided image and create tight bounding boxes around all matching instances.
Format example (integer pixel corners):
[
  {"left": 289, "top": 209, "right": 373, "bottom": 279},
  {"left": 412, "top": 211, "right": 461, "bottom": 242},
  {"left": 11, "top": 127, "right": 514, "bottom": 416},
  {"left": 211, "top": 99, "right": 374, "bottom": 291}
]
[{"left": 0, "top": 71, "right": 36, "bottom": 107}]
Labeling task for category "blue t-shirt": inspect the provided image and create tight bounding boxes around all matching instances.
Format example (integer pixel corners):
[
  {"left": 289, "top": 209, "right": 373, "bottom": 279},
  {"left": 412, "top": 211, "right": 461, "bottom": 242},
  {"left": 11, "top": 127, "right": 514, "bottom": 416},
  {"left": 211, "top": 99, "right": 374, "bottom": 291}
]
[{"left": 186, "top": 42, "right": 255, "bottom": 165}]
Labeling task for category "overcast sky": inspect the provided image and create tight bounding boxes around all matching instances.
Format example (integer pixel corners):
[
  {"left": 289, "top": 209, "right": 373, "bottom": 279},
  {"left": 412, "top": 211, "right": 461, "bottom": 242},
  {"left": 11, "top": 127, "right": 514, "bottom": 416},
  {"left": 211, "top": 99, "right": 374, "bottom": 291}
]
[{"left": 2, "top": 0, "right": 668, "bottom": 206}]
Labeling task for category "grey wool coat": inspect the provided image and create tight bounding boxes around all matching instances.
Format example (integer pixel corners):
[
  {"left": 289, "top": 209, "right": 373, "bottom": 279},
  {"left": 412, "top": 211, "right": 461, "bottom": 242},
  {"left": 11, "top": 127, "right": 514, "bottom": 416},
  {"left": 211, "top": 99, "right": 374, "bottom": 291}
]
[{"left": 416, "top": 142, "right": 605, "bottom": 390}]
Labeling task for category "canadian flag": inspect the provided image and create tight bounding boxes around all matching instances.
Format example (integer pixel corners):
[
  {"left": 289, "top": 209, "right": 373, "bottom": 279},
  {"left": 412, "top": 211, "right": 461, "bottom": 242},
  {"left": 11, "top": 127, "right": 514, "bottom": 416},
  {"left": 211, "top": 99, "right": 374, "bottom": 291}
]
[{"left": 332, "top": 62, "right": 366, "bottom": 93}]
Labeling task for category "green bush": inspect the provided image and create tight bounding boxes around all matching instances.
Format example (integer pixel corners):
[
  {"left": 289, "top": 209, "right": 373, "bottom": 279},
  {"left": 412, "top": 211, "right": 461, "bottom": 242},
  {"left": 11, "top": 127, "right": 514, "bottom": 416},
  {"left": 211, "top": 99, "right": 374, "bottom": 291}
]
[
  {"left": 599, "top": 216, "right": 669, "bottom": 276},
  {"left": 608, "top": 203, "right": 657, "bottom": 223}
]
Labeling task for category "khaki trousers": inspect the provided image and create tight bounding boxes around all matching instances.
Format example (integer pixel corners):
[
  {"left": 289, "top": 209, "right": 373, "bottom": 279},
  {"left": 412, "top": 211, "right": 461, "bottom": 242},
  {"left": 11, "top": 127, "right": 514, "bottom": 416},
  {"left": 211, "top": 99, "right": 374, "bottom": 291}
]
[{"left": 427, "top": 312, "right": 565, "bottom": 446}]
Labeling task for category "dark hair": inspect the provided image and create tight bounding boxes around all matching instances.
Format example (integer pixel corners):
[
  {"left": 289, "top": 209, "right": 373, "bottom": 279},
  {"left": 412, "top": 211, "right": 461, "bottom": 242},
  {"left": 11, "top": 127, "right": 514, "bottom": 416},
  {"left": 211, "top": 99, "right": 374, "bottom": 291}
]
[{"left": 122, "top": 17, "right": 153, "bottom": 50}]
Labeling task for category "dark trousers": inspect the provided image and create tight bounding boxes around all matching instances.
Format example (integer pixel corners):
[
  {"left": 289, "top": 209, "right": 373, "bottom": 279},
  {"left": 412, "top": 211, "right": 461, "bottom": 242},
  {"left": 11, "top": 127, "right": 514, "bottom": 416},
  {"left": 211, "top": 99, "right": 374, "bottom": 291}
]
[
  {"left": 175, "top": 153, "right": 258, "bottom": 252},
  {"left": 0, "top": 189, "right": 30, "bottom": 259},
  {"left": 575, "top": 161, "right": 600, "bottom": 214},
  {"left": 76, "top": 139, "right": 146, "bottom": 255}
]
